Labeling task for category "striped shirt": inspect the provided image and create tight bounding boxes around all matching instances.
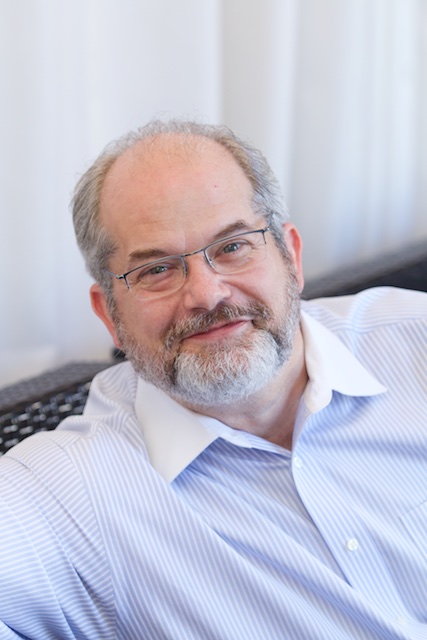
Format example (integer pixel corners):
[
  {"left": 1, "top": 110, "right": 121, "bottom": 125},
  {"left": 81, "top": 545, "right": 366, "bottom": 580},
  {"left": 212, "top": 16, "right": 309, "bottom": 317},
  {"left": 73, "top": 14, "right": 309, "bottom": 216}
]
[{"left": 0, "top": 286, "right": 426, "bottom": 639}]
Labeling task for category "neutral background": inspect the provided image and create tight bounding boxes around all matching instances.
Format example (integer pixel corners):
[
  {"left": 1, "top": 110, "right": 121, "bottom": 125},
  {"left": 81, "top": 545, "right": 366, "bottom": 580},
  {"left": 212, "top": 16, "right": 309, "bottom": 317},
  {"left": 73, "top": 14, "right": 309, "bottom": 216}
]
[{"left": 1, "top": 0, "right": 427, "bottom": 387}]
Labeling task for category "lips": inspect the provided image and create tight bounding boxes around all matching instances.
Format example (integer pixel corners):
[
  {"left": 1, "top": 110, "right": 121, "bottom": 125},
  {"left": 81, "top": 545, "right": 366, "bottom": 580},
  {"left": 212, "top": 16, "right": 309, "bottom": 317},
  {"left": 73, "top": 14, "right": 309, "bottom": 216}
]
[
  {"left": 163, "top": 302, "right": 271, "bottom": 350},
  {"left": 183, "top": 319, "right": 248, "bottom": 341}
]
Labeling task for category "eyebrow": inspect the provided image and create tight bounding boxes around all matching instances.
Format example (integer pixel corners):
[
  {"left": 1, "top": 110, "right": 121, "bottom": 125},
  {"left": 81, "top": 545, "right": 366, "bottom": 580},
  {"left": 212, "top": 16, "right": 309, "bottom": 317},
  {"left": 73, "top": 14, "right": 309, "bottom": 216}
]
[{"left": 125, "top": 219, "right": 257, "bottom": 269}]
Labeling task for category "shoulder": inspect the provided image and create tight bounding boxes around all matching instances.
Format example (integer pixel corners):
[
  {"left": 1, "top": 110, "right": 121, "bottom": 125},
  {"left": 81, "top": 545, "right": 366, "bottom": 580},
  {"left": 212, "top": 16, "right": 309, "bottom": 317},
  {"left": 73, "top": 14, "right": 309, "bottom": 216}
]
[
  {"left": 2, "top": 360, "right": 146, "bottom": 477},
  {"left": 84, "top": 360, "right": 138, "bottom": 416},
  {"left": 301, "top": 286, "right": 427, "bottom": 334},
  {"left": 301, "top": 287, "right": 427, "bottom": 398}
]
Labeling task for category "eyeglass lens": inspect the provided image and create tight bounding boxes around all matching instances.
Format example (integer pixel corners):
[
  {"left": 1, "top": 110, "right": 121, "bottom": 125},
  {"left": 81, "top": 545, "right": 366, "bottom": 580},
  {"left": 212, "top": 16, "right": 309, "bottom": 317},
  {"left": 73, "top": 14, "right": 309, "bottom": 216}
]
[{"left": 125, "top": 228, "right": 268, "bottom": 297}]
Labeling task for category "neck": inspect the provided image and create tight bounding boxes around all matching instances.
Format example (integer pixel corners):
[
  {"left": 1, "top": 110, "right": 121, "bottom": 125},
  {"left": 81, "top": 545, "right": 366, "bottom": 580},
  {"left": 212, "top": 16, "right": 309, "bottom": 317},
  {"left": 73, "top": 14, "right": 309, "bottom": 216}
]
[{"left": 188, "top": 327, "right": 308, "bottom": 450}]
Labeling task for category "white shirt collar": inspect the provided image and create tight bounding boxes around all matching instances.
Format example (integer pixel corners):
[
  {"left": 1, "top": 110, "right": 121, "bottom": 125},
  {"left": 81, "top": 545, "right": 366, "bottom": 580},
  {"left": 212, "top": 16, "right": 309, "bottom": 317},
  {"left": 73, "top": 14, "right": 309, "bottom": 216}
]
[
  {"left": 135, "top": 381, "right": 217, "bottom": 484},
  {"left": 300, "top": 311, "right": 386, "bottom": 413},
  {"left": 135, "top": 310, "right": 386, "bottom": 483}
]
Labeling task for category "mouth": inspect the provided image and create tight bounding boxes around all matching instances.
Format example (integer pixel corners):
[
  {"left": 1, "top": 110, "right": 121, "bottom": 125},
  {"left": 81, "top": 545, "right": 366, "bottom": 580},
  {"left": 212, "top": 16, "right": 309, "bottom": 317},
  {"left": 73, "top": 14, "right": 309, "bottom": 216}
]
[
  {"left": 163, "top": 302, "right": 272, "bottom": 351},
  {"left": 182, "top": 319, "right": 250, "bottom": 343}
]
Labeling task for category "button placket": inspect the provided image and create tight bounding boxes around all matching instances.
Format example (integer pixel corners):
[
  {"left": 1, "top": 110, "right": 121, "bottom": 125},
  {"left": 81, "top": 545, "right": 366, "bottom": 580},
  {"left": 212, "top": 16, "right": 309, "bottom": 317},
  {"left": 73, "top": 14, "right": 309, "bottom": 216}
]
[
  {"left": 293, "top": 456, "right": 303, "bottom": 469},
  {"left": 346, "top": 538, "right": 359, "bottom": 552}
]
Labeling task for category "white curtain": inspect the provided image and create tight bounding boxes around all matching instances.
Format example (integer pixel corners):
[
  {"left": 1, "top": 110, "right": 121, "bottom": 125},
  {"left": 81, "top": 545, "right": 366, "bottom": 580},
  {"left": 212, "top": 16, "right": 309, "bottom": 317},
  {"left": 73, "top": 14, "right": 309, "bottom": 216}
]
[{"left": 1, "top": 0, "right": 426, "bottom": 386}]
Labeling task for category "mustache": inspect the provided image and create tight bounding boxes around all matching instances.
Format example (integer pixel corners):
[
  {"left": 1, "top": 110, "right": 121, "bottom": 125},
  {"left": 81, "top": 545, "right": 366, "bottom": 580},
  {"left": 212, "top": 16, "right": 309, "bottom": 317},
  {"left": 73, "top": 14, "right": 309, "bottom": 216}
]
[{"left": 163, "top": 302, "right": 272, "bottom": 350}]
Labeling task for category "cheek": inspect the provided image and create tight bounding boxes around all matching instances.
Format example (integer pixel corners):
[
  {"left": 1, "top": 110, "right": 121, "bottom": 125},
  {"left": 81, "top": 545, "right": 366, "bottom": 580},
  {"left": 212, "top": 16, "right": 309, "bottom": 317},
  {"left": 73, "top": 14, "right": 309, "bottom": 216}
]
[
  {"left": 251, "top": 256, "right": 296, "bottom": 309},
  {"left": 122, "top": 297, "right": 178, "bottom": 345},
  {"left": 237, "top": 258, "right": 282, "bottom": 301}
]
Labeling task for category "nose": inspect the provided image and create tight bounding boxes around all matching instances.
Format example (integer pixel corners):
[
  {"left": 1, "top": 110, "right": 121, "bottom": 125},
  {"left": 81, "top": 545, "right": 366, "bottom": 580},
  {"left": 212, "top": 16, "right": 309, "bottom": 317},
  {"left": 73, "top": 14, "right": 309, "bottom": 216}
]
[{"left": 180, "top": 254, "right": 232, "bottom": 311}]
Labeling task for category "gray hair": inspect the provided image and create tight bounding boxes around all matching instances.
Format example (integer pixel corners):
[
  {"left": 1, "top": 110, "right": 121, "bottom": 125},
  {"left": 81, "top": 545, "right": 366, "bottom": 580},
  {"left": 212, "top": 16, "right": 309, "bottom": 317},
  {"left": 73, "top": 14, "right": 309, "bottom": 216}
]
[{"left": 72, "top": 119, "right": 289, "bottom": 295}]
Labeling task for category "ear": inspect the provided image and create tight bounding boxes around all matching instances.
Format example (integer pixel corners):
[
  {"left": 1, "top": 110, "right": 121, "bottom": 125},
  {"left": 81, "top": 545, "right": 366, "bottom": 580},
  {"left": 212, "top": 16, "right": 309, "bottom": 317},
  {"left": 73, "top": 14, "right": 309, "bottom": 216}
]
[
  {"left": 90, "top": 283, "right": 122, "bottom": 350},
  {"left": 282, "top": 223, "right": 304, "bottom": 292}
]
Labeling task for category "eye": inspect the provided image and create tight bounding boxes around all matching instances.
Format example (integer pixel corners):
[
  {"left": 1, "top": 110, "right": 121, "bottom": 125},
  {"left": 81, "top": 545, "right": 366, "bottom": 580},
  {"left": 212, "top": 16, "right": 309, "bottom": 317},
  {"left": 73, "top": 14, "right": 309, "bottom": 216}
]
[
  {"left": 129, "top": 259, "right": 182, "bottom": 290},
  {"left": 222, "top": 241, "right": 243, "bottom": 254},
  {"left": 144, "top": 264, "right": 170, "bottom": 277},
  {"left": 214, "top": 237, "right": 252, "bottom": 262},
  {"left": 138, "top": 262, "right": 175, "bottom": 280}
]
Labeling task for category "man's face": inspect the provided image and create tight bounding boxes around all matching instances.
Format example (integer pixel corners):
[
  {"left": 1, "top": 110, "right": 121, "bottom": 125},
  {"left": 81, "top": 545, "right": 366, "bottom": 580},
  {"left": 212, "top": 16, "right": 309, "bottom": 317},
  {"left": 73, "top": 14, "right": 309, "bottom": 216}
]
[{"left": 91, "top": 136, "right": 304, "bottom": 409}]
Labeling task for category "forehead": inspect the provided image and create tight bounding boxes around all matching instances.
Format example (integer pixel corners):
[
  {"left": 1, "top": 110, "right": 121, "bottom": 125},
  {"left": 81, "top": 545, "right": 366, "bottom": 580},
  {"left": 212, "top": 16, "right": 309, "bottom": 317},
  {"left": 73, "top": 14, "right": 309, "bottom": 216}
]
[{"left": 99, "top": 135, "right": 256, "bottom": 248}]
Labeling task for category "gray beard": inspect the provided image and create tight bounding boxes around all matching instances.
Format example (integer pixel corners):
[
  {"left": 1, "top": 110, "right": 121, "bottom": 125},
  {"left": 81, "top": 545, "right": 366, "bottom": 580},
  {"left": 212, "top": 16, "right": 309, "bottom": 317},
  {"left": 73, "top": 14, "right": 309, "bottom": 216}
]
[
  {"left": 114, "top": 274, "right": 301, "bottom": 409},
  {"left": 170, "top": 329, "right": 291, "bottom": 406}
]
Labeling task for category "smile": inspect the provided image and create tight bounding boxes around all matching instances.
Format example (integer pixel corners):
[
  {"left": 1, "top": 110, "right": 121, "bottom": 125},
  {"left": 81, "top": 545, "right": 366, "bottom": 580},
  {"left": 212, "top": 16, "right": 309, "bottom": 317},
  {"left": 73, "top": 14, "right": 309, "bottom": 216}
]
[{"left": 182, "top": 319, "right": 250, "bottom": 342}]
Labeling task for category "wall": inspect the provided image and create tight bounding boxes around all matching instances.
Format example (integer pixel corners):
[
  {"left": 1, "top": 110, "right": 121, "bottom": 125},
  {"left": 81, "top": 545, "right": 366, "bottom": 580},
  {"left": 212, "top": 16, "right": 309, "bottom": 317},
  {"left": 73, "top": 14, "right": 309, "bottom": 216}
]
[{"left": 1, "top": 0, "right": 426, "bottom": 386}]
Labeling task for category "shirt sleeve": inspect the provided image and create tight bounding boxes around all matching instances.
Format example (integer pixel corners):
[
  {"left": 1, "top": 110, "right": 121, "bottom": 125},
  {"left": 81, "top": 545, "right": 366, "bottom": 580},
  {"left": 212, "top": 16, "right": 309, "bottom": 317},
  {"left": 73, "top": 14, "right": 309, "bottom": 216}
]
[{"left": 0, "top": 432, "right": 116, "bottom": 639}]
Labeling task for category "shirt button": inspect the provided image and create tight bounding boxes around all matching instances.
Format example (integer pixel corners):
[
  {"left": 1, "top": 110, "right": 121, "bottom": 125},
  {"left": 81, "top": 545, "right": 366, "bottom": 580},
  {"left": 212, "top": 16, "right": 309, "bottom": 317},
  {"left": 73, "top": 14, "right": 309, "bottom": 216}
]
[
  {"left": 396, "top": 616, "right": 407, "bottom": 627},
  {"left": 346, "top": 538, "right": 359, "bottom": 552},
  {"left": 293, "top": 456, "right": 303, "bottom": 468}
]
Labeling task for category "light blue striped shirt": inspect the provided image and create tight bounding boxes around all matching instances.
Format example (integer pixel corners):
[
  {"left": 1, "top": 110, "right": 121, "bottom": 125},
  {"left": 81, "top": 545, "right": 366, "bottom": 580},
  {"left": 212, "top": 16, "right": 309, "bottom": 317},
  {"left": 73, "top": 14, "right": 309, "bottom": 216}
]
[{"left": 0, "top": 287, "right": 426, "bottom": 639}]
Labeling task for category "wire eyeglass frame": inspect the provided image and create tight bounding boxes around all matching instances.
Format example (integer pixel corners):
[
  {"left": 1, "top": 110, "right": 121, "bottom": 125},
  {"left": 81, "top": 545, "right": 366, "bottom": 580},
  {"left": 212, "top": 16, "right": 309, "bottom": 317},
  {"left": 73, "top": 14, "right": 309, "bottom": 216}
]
[{"left": 106, "top": 218, "right": 272, "bottom": 300}]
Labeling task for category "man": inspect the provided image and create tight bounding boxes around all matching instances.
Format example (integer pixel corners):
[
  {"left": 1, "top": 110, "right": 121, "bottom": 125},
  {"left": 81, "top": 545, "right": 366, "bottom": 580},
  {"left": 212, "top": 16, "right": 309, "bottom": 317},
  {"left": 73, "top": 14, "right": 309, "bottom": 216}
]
[{"left": 0, "top": 120, "right": 426, "bottom": 639}]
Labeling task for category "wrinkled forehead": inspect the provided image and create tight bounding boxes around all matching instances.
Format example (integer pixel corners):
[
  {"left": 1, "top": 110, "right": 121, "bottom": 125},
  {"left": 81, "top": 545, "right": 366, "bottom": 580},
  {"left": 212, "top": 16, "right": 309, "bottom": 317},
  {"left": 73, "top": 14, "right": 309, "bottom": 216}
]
[
  {"left": 97, "top": 134, "right": 259, "bottom": 271},
  {"left": 99, "top": 134, "right": 254, "bottom": 227},
  {"left": 104, "top": 132, "right": 247, "bottom": 190}
]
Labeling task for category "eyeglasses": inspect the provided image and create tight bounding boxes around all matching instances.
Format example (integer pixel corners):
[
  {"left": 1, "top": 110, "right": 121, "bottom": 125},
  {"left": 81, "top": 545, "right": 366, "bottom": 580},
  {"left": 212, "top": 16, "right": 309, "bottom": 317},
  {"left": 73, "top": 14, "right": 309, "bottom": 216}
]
[{"left": 106, "top": 222, "right": 271, "bottom": 299}]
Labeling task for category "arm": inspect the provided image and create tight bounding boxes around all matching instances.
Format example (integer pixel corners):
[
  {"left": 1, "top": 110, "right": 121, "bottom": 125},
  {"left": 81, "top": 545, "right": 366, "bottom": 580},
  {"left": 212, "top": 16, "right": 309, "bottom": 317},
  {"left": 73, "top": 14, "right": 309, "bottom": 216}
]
[{"left": 0, "top": 435, "right": 115, "bottom": 639}]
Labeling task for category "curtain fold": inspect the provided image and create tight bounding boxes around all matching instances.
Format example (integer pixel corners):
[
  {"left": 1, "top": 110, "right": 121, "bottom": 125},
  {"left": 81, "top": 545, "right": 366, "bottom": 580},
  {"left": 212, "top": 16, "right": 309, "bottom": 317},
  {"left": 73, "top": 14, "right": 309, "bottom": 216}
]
[{"left": 1, "top": 0, "right": 426, "bottom": 386}]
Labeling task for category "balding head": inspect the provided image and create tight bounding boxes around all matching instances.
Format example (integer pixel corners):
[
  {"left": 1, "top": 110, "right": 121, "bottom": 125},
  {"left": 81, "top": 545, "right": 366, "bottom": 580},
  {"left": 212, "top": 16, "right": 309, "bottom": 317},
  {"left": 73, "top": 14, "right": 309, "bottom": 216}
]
[{"left": 72, "top": 120, "right": 288, "bottom": 295}]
